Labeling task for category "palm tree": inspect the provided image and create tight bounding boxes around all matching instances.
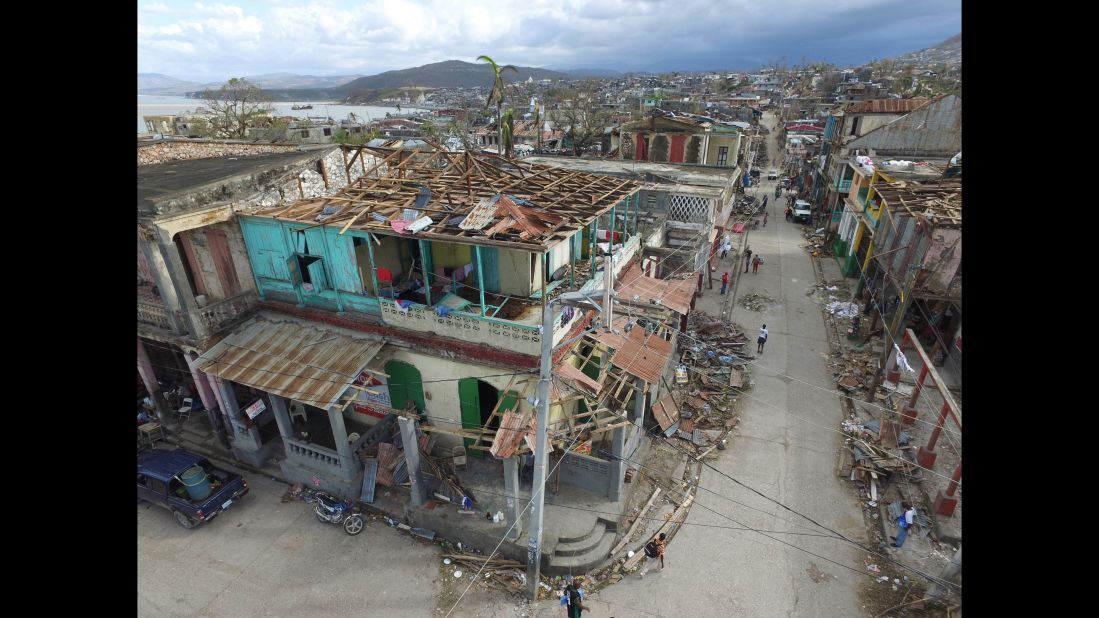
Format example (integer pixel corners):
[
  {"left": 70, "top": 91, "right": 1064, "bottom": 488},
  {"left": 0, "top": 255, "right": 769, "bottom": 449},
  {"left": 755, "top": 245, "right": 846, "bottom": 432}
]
[
  {"left": 477, "top": 54, "right": 518, "bottom": 155},
  {"left": 501, "top": 108, "right": 515, "bottom": 157}
]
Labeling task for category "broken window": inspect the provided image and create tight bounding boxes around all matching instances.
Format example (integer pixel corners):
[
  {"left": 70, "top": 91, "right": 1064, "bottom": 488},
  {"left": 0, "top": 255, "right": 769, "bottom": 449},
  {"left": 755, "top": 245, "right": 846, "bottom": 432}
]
[
  {"left": 287, "top": 254, "right": 329, "bottom": 292},
  {"left": 717, "top": 146, "right": 729, "bottom": 166},
  {"left": 323, "top": 128, "right": 332, "bottom": 136}
]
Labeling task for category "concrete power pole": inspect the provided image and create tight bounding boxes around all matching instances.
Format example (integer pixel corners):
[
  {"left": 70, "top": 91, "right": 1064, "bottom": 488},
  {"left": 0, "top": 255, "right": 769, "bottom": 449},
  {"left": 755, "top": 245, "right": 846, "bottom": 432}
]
[
  {"left": 526, "top": 295, "right": 555, "bottom": 599},
  {"left": 527, "top": 260, "right": 616, "bottom": 599}
]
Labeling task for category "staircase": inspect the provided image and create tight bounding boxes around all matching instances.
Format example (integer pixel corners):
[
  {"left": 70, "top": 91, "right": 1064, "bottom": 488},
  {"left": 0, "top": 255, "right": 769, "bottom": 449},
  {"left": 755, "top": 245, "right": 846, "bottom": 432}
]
[{"left": 546, "top": 517, "right": 618, "bottom": 575}]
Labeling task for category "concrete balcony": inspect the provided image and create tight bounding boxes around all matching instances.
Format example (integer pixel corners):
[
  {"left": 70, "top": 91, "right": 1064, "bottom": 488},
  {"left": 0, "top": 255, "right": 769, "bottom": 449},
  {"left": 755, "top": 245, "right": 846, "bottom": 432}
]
[
  {"left": 379, "top": 298, "right": 544, "bottom": 356},
  {"left": 137, "top": 285, "right": 175, "bottom": 332},
  {"left": 194, "top": 291, "right": 259, "bottom": 337}
]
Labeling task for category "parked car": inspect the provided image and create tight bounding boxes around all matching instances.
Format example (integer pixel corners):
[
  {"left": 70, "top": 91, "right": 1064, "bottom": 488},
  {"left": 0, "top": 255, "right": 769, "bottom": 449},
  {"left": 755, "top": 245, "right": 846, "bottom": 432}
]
[
  {"left": 767, "top": 169, "right": 779, "bottom": 180},
  {"left": 792, "top": 200, "right": 812, "bottom": 224},
  {"left": 138, "top": 448, "right": 249, "bottom": 529}
]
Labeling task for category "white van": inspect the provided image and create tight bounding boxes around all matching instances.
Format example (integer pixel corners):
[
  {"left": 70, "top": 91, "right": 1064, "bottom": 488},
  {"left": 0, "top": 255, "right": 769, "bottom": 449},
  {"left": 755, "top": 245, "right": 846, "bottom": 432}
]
[
  {"left": 767, "top": 169, "right": 779, "bottom": 180},
  {"left": 792, "top": 200, "right": 812, "bottom": 224}
]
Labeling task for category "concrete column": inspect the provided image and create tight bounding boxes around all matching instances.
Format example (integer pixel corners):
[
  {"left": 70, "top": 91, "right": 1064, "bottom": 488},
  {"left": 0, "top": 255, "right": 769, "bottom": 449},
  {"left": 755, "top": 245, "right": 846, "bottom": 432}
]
[
  {"left": 183, "top": 353, "right": 217, "bottom": 412},
  {"left": 503, "top": 456, "right": 522, "bottom": 540},
  {"left": 608, "top": 425, "right": 626, "bottom": 501},
  {"left": 269, "top": 395, "right": 295, "bottom": 441},
  {"left": 137, "top": 338, "right": 170, "bottom": 424},
  {"left": 218, "top": 378, "right": 259, "bottom": 447},
  {"left": 138, "top": 236, "right": 187, "bottom": 334},
  {"left": 205, "top": 373, "right": 230, "bottom": 433},
  {"left": 154, "top": 227, "right": 207, "bottom": 339},
  {"left": 184, "top": 352, "right": 230, "bottom": 449},
  {"left": 327, "top": 405, "right": 355, "bottom": 462},
  {"left": 633, "top": 378, "right": 646, "bottom": 432},
  {"left": 398, "top": 415, "right": 426, "bottom": 506}
]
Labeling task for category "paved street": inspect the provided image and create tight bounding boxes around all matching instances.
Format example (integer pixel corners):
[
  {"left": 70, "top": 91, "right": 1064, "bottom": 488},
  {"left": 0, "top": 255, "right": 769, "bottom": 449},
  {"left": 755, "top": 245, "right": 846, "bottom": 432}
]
[
  {"left": 140, "top": 116, "right": 868, "bottom": 618},
  {"left": 138, "top": 460, "right": 442, "bottom": 617},
  {"left": 527, "top": 113, "right": 867, "bottom": 617}
]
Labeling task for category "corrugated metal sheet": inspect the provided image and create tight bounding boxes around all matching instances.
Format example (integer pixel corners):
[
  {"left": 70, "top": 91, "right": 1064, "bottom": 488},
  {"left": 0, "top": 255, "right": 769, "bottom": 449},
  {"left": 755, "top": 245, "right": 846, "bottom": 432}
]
[
  {"left": 845, "top": 98, "right": 930, "bottom": 114},
  {"left": 651, "top": 393, "right": 681, "bottom": 431},
  {"left": 555, "top": 362, "right": 601, "bottom": 397},
  {"left": 617, "top": 264, "right": 694, "bottom": 315},
  {"left": 612, "top": 327, "right": 674, "bottom": 384},
  {"left": 194, "top": 317, "right": 384, "bottom": 410}
]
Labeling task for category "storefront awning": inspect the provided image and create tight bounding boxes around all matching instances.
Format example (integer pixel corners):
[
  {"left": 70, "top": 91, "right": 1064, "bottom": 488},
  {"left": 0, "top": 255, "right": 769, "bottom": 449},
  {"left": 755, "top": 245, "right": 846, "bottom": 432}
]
[{"left": 194, "top": 317, "right": 385, "bottom": 410}]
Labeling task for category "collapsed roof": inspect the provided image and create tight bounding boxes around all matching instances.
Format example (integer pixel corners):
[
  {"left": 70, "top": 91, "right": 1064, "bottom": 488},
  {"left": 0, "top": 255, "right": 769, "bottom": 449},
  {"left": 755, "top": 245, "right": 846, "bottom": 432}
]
[{"left": 248, "top": 147, "right": 643, "bottom": 252}]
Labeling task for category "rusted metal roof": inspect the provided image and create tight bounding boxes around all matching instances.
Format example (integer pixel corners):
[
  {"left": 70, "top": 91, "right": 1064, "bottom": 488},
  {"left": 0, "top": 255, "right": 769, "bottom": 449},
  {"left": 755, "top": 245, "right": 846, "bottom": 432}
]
[
  {"left": 611, "top": 326, "right": 674, "bottom": 384},
  {"left": 845, "top": 98, "right": 931, "bottom": 114},
  {"left": 555, "top": 362, "right": 601, "bottom": 397},
  {"left": 651, "top": 393, "right": 681, "bottom": 432},
  {"left": 617, "top": 264, "right": 695, "bottom": 315},
  {"left": 490, "top": 410, "right": 534, "bottom": 459},
  {"left": 194, "top": 317, "right": 384, "bottom": 410}
]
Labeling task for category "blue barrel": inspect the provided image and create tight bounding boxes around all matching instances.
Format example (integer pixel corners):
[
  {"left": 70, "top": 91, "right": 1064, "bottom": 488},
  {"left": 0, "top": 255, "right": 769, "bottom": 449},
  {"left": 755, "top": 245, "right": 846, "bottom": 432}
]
[{"left": 180, "top": 466, "right": 211, "bottom": 501}]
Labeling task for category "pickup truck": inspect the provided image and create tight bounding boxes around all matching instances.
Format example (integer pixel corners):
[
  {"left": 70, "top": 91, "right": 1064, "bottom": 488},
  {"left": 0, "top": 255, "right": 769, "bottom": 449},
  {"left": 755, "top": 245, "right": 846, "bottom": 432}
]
[
  {"left": 792, "top": 200, "right": 813, "bottom": 224},
  {"left": 137, "top": 448, "right": 249, "bottom": 529}
]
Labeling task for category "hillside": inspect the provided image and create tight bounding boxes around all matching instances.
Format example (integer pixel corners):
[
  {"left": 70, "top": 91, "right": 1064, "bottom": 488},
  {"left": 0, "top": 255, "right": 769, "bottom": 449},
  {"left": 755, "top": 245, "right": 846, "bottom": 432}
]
[
  {"left": 893, "top": 33, "right": 961, "bottom": 66},
  {"left": 341, "top": 60, "right": 567, "bottom": 98},
  {"left": 244, "top": 60, "right": 570, "bottom": 103},
  {"left": 138, "top": 73, "right": 205, "bottom": 95}
]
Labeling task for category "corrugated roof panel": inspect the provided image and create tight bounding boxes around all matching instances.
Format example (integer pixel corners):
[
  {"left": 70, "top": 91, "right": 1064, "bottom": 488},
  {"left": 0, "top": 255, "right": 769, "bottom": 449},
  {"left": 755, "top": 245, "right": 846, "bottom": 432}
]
[
  {"left": 195, "top": 318, "right": 384, "bottom": 410},
  {"left": 611, "top": 327, "right": 673, "bottom": 384}
]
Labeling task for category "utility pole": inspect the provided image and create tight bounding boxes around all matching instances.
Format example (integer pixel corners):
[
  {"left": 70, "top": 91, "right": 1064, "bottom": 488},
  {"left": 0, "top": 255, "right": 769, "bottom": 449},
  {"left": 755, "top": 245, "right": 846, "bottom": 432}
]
[
  {"left": 526, "top": 258, "right": 624, "bottom": 599},
  {"left": 527, "top": 294, "right": 555, "bottom": 599}
]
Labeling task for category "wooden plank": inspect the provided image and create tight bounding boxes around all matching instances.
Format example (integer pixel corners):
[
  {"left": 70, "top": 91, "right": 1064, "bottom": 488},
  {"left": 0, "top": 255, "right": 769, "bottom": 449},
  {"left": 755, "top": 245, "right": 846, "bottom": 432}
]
[
  {"left": 609, "top": 487, "right": 662, "bottom": 557},
  {"left": 360, "top": 458, "right": 379, "bottom": 503},
  {"left": 623, "top": 493, "right": 694, "bottom": 571}
]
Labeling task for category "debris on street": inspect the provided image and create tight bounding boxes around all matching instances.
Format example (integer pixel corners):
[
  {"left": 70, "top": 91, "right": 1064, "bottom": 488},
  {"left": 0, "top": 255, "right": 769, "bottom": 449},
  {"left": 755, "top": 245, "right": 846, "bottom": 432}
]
[{"left": 739, "top": 291, "right": 776, "bottom": 312}]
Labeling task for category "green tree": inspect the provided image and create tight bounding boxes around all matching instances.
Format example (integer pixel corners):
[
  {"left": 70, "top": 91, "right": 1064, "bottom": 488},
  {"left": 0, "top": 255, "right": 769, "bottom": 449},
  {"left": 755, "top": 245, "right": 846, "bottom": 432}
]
[
  {"left": 477, "top": 54, "right": 518, "bottom": 154},
  {"left": 500, "top": 108, "right": 515, "bottom": 157},
  {"left": 201, "top": 77, "right": 274, "bottom": 139}
]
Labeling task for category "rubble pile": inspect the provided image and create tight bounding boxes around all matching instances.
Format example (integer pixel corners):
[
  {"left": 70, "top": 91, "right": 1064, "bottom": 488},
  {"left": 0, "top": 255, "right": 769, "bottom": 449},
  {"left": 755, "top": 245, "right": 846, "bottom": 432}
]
[
  {"left": 802, "top": 227, "right": 829, "bottom": 257},
  {"left": 838, "top": 413, "right": 922, "bottom": 489},
  {"left": 137, "top": 141, "right": 302, "bottom": 166},
  {"left": 665, "top": 312, "right": 748, "bottom": 453},
  {"left": 829, "top": 349, "right": 878, "bottom": 395},
  {"left": 442, "top": 552, "right": 527, "bottom": 594},
  {"left": 739, "top": 292, "right": 776, "bottom": 312}
]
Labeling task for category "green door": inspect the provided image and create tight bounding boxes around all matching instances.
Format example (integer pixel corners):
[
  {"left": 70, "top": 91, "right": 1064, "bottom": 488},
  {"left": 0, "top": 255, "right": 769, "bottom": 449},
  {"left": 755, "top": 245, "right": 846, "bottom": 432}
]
[
  {"left": 385, "top": 361, "right": 425, "bottom": 415},
  {"left": 458, "top": 378, "right": 482, "bottom": 456}
]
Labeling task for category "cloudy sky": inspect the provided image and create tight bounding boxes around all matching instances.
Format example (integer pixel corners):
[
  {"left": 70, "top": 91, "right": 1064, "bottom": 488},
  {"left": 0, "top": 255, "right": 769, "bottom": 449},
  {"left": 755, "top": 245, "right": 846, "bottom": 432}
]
[{"left": 138, "top": 0, "right": 960, "bottom": 81}]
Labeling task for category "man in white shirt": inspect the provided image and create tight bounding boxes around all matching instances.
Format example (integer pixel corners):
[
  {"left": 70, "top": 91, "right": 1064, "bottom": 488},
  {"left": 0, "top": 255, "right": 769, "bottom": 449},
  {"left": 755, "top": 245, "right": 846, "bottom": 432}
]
[
  {"left": 892, "top": 502, "right": 917, "bottom": 547},
  {"left": 757, "top": 324, "right": 768, "bottom": 354}
]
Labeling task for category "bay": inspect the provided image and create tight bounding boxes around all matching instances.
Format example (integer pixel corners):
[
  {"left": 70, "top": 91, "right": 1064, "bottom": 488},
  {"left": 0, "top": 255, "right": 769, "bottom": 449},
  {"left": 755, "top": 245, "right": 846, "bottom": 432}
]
[{"left": 137, "top": 95, "right": 426, "bottom": 134}]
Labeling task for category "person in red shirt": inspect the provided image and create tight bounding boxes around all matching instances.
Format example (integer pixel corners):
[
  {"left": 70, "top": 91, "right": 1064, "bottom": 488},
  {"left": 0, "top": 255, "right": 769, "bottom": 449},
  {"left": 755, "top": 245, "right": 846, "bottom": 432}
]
[{"left": 721, "top": 272, "right": 729, "bottom": 295}]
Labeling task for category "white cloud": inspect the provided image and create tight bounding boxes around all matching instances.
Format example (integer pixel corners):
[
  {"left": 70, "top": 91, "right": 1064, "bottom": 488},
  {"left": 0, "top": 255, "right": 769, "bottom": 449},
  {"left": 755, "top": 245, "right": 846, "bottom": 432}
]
[{"left": 139, "top": 0, "right": 960, "bottom": 81}]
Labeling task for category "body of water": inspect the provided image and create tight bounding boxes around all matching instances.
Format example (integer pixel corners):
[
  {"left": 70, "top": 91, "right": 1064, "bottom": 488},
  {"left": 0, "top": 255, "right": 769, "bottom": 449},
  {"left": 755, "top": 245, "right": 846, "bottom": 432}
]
[{"left": 138, "top": 95, "right": 426, "bottom": 133}]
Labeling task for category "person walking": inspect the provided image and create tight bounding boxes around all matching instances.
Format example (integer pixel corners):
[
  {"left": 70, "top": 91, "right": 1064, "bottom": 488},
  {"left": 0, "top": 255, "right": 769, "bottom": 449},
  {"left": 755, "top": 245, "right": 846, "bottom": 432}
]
[
  {"left": 744, "top": 247, "right": 753, "bottom": 273},
  {"left": 638, "top": 533, "right": 666, "bottom": 578},
  {"left": 763, "top": 211, "right": 769, "bottom": 226},
  {"left": 720, "top": 272, "right": 729, "bottom": 295},
  {"left": 891, "top": 502, "right": 917, "bottom": 548},
  {"left": 785, "top": 205, "right": 792, "bottom": 222},
  {"left": 562, "top": 581, "right": 586, "bottom": 617},
  {"left": 752, "top": 255, "right": 762, "bottom": 273},
  {"left": 720, "top": 237, "right": 732, "bottom": 259},
  {"left": 762, "top": 195, "right": 769, "bottom": 209},
  {"left": 757, "top": 324, "right": 768, "bottom": 354}
]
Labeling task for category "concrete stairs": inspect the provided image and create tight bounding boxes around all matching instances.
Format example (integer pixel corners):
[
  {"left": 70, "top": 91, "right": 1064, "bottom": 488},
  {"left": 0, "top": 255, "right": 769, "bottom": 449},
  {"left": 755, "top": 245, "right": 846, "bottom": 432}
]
[{"left": 547, "top": 517, "right": 618, "bottom": 575}]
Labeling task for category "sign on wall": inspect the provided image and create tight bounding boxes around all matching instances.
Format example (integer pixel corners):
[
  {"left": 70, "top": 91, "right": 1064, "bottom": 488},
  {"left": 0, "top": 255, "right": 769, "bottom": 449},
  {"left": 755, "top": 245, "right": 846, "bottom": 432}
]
[
  {"left": 352, "top": 370, "right": 391, "bottom": 419},
  {"left": 244, "top": 398, "right": 267, "bottom": 420}
]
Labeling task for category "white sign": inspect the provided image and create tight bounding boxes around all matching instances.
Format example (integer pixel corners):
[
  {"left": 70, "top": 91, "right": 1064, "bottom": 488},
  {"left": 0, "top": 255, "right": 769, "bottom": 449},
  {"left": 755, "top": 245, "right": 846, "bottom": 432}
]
[
  {"left": 244, "top": 399, "right": 267, "bottom": 420},
  {"left": 352, "top": 371, "right": 391, "bottom": 419}
]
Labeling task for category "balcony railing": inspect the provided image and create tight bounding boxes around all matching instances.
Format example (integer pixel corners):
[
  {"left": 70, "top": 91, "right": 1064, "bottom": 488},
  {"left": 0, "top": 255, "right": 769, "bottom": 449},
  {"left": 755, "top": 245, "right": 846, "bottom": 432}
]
[
  {"left": 195, "top": 292, "right": 258, "bottom": 335},
  {"left": 837, "top": 179, "right": 852, "bottom": 192},
  {"left": 285, "top": 438, "right": 345, "bottom": 470},
  {"left": 137, "top": 297, "right": 172, "bottom": 331},
  {"left": 380, "top": 299, "right": 543, "bottom": 356}
]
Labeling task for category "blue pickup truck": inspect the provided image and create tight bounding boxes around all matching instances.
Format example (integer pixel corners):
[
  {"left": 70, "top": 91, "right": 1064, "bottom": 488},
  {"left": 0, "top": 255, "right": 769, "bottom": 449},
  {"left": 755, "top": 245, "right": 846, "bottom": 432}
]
[{"left": 137, "top": 449, "right": 249, "bottom": 529}]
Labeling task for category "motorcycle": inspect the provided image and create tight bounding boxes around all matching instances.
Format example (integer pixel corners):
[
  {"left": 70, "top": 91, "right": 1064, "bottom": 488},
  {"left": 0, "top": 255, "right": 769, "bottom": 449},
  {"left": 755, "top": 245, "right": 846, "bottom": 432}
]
[{"left": 313, "top": 491, "right": 365, "bottom": 535}]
